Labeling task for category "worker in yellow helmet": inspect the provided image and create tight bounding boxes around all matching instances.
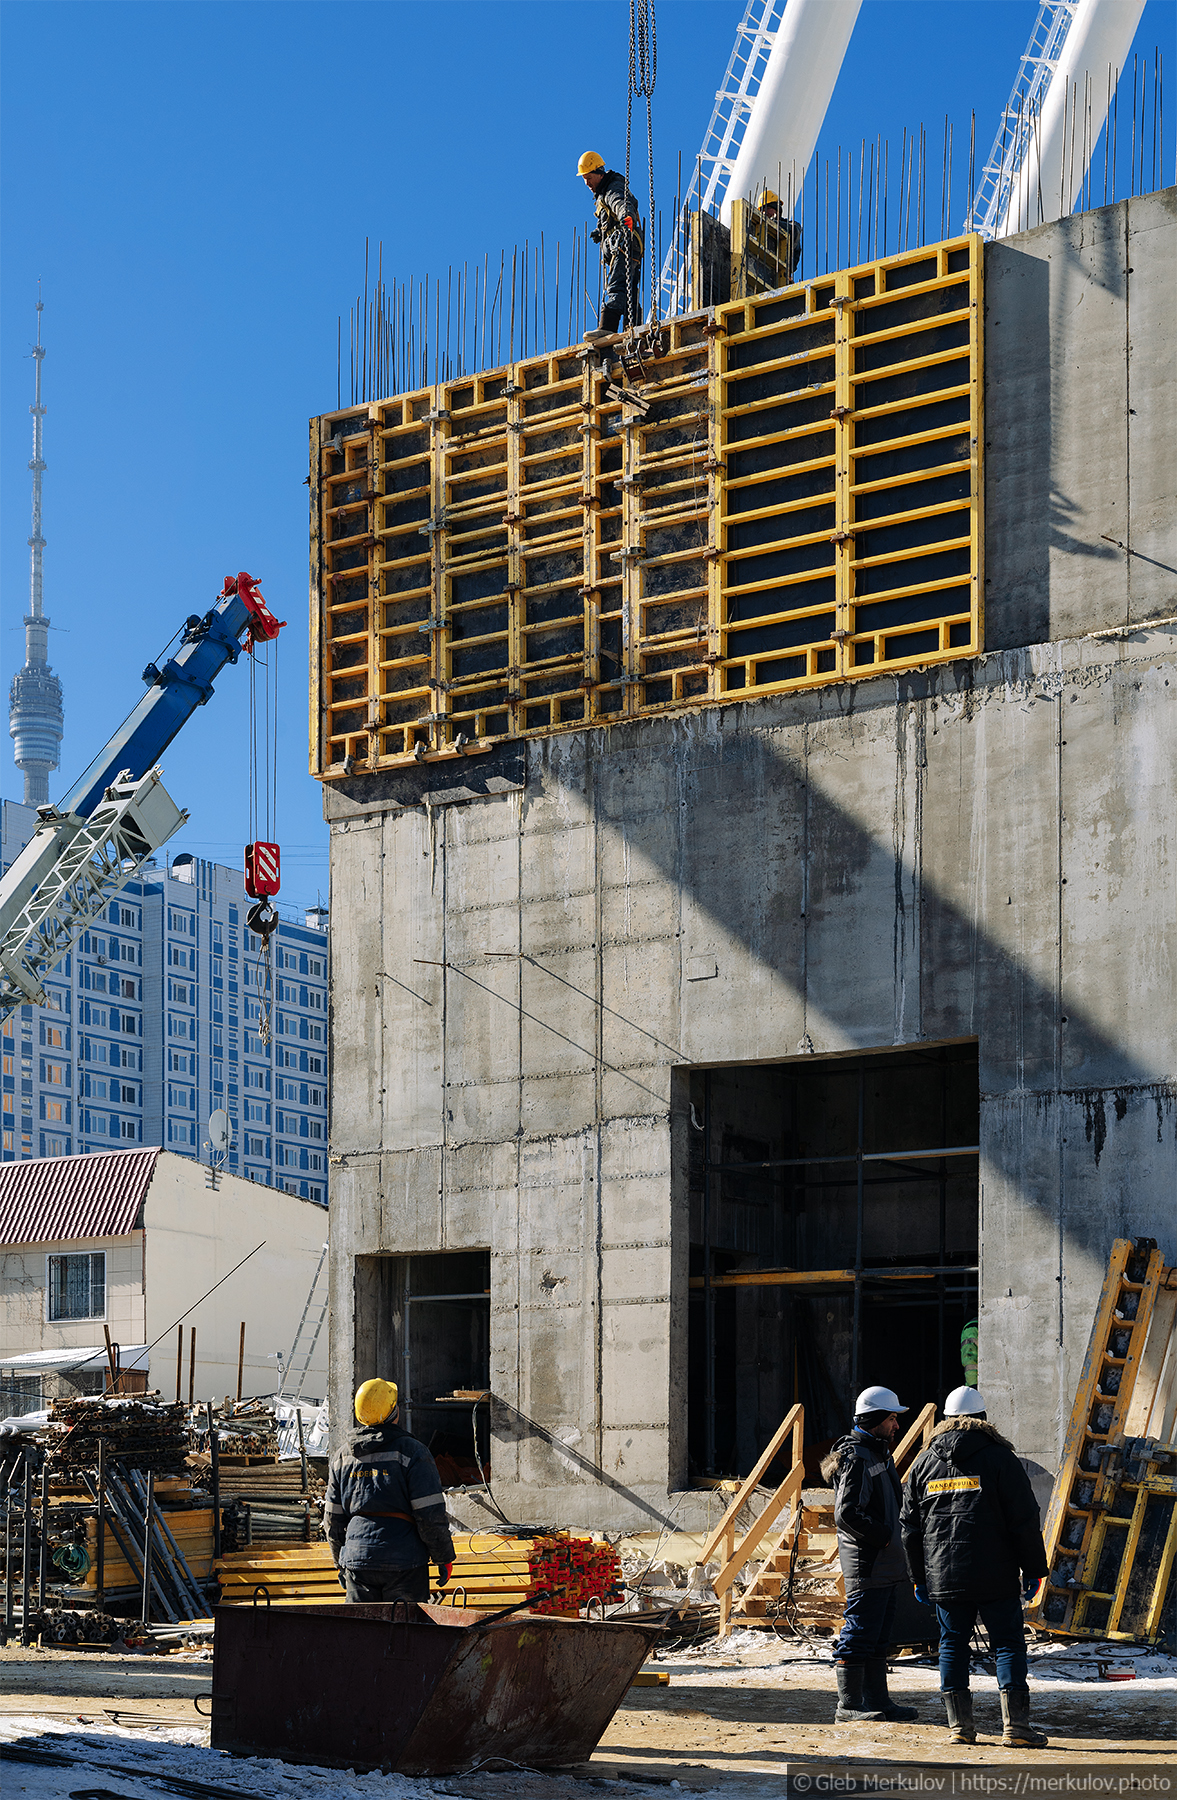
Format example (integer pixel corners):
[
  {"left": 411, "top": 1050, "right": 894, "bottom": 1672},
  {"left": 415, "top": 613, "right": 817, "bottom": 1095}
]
[
  {"left": 753, "top": 185, "right": 803, "bottom": 285},
  {"left": 323, "top": 1378, "right": 455, "bottom": 1602},
  {"left": 577, "top": 150, "right": 645, "bottom": 341}
]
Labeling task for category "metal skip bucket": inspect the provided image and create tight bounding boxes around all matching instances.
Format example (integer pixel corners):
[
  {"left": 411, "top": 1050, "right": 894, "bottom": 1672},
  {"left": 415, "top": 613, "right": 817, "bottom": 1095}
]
[{"left": 211, "top": 1601, "right": 660, "bottom": 1774}]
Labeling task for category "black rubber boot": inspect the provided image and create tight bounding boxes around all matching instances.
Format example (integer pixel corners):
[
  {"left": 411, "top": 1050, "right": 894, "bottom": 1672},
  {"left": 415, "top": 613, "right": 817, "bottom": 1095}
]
[
  {"left": 1000, "top": 1686, "right": 1048, "bottom": 1747},
  {"left": 863, "top": 1657, "right": 918, "bottom": 1721},
  {"left": 834, "top": 1661, "right": 886, "bottom": 1722},
  {"left": 943, "top": 1690, "right": 976, "bottom": 1744},
  {"left": 587, "top": 306, "right": 623, "bottom": 339}
]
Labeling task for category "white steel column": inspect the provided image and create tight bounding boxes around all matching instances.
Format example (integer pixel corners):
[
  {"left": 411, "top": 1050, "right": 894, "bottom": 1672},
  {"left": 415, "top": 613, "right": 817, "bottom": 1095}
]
[
  {"left": 995, "top": 0, "right": 1146, "bottom": 236},
  {"left": 721, "top": 0, "right": 862, "bottom": 225}
]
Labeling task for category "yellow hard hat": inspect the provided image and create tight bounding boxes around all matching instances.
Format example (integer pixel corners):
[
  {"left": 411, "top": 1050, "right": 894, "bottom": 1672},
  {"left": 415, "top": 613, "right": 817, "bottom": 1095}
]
[
  {"left": 354, "top": 1378, "right": 398, "bottom": 1425},
  {"left": 577, "top": 150, "right": 605, "bottom": 177},
  {"left": 759, "top": 187, "right": 780, "bottom": 208}
]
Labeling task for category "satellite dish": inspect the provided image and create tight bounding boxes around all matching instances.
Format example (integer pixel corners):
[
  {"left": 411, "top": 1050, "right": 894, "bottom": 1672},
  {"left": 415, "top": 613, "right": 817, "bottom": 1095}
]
[{"left": 208, "top": 1108, "right": 230, "bottom": 1152}]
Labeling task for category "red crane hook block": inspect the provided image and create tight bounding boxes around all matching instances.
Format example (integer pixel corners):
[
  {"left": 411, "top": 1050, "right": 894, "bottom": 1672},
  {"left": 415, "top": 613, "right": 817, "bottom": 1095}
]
[
  {"left": 245, "top": 841, "right": 281, "bottom": 898},
  {"left": 221, "top": 571, "right": 286, "bottom": 650}
]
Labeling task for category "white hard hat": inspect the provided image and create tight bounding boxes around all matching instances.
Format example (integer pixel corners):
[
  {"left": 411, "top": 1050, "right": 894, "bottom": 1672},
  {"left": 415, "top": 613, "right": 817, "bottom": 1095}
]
[
  {"left": 944, "top": 1385, "right": 987, "bottom": 1416},
  {"left": 855, "top": 1386, "right": 908, "bottom": 1415}
]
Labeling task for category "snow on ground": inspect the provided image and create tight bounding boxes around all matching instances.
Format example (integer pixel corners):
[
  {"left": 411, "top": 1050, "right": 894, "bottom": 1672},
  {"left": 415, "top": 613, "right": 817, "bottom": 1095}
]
[
  {"left": 0, "top": 1712, "right": 445, "bottom": 1800},
  {"left": 649, "top": 1626, "right": 1177, "bottom": 1699},
  {"left": 1, "top": 1632, "right": 1172, "bottom": 1797}
]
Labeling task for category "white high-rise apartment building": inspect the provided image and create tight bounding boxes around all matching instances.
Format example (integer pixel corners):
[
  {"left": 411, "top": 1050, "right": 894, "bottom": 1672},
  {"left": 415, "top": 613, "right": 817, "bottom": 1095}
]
[{"left": 1, "top": 802, "right": 329, "bottom": 1204}]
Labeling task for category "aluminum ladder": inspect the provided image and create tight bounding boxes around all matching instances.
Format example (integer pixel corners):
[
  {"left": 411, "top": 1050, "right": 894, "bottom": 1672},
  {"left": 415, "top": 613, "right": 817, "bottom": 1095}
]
[{"left": 279, "top": 1242, "right": 329, "bottom": 1403}]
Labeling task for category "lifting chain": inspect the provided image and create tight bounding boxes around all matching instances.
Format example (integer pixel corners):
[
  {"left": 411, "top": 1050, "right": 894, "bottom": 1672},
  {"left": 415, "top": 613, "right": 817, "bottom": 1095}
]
[{"left": 624, "top": 0, "right": 658, "bottom": 334}]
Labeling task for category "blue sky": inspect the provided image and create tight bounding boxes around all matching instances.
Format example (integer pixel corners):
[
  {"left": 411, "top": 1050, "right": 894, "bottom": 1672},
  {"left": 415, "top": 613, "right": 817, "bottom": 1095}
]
[{"left": 2, "top": 0, "right": 1172, "bottom": 915}]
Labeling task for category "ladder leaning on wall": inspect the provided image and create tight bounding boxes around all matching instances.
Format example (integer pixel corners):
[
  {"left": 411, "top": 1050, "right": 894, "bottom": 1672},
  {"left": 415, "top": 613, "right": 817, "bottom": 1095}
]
[
  {"left": 278, "top": 1242, "right": 329, "bottom": 1405},
  {"left": 1029, "top": 1237, "right": 1177, "bottom": 1643}
]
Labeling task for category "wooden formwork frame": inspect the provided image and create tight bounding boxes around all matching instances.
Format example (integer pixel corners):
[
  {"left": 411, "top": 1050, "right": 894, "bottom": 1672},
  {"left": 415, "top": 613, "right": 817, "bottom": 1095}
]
[
  {"left": 1030, "top": 1237, "right": 1177, "bottom": 1642},
  {"left": 309, "top": 236, "right": 984, "bottom": 784}
]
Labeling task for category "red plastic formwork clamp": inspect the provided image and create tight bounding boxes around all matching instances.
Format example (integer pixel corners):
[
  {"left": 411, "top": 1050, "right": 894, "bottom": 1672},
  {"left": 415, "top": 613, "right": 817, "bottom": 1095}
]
[
  {"left": 222, "top": 570, "right": 287, "bottom": 651},
  {"left": 245, "top": 841, "right": 281, "bottom": 898}
]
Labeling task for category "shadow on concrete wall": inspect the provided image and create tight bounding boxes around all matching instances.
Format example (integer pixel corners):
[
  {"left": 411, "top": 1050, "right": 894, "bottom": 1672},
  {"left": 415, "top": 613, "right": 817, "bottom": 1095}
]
[
  {"left": 501, "top": 667, "right": 1176, "bottom": 1273},
  {"left": 492, "top": 1396, "right": 679, "bottom": 1529},
  {"left": 984, "top": 244, "right": 1125, "bottom": 650}
]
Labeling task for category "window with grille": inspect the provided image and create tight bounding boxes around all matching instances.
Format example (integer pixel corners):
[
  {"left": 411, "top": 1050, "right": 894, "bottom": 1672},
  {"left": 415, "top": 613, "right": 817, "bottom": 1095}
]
[{"left": 48, "top": 1251, "right": 106, "bottom": 1321}]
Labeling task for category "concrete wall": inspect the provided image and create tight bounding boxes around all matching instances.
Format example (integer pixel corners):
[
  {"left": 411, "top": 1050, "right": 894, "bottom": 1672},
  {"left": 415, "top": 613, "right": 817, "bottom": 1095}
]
[
  {"left": 324, "top": 194, "right": 1177, "bottom": 1529},
  {"left": 984, "top": 188, "right": 1176, "bottom": 648}
]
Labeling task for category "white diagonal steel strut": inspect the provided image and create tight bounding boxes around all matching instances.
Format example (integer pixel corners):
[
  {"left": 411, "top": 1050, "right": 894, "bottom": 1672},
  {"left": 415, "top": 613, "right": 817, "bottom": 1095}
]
[
  {"left": 0, "top": 768, "right": 187, "bottom": 1018},
  {"left": 658, "top": 0, "right": 787, "bottom": 317},
  {"left": 966, "top": 2, "right": 1079, "bottom": 237}
]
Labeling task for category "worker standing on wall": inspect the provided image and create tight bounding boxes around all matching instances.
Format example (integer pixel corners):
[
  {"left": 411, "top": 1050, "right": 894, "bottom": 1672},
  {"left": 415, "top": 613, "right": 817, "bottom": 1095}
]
[
  {"left": 754, "top": 188, "right": 803, "bottom": 286},
  {"left": 901, "top": 1385, "right": 1049, "bottom": 1749},
  {"left": 578, "top": 151, "right": 644, "bottom": 339},
  {"left": 324, "top": 1379, "right": 455, "bottom": 1602},
  {"left": 822, "top": 1384, "right": 920, "bottom": 1725}
]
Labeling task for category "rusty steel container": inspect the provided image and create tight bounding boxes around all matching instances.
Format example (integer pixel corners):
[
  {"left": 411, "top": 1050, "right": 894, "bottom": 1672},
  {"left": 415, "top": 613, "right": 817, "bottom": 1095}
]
[{"left": 210, "top": 1601, "right": 659, "bottom": 1773}]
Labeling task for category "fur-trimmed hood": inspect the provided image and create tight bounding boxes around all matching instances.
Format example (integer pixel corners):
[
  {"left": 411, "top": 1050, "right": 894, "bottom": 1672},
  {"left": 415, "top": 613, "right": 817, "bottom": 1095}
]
[
  {"left": 929, "top": 1415, "right": 1014, "bottom": 1452},
  {"left": 820, "top": 1433, "right": 860, "bottom": 1485}
]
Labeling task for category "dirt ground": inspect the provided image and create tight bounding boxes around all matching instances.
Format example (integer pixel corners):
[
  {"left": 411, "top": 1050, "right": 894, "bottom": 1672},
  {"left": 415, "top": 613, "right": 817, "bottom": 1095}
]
[{"left": 0, "top": 1634, "right": 1173, "bottom": 1796}]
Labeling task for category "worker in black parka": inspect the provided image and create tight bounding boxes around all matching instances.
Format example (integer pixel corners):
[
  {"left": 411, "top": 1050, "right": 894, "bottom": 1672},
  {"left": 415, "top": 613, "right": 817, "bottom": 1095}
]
[
  {"left": 577, "top": 150, "right": 644, "bottom": 338},
  {"left": 324, "top": 1378, "right": 456, "bottom": 1603},
  {"left": 900, "top": 1385, "right": 1049, "bottom": 1749},
  {"left": 821, "top": 1383, "right": 919, "bottom": 1726}
]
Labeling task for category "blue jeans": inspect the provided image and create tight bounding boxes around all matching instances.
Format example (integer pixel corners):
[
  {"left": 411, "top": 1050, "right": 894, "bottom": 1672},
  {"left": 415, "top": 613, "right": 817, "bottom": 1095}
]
[
  {"left": 835, "top": 1584, "right": 898, "bottom": 1663},
  {"left": 936, "top": 1594, "right": 1027, "bottom": 1690}
]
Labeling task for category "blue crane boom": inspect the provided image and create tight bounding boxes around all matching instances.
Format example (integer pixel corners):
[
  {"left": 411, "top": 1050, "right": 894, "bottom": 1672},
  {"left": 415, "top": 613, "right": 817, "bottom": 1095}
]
[
  {"left": 0, "top": 573, "right": 284, "bottom": 1018},
  {"left": 62, "top": 576, "right": 282, "bottom": 819}
]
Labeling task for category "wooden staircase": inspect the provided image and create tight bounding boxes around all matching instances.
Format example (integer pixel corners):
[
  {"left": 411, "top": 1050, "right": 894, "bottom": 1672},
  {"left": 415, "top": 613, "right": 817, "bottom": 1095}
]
[
  {"left": 698, "top": 1402, "right": 937, "bottom": 1637},
  {"left": 732, "top": 1498, "right": 844, "bottom": 1631}
]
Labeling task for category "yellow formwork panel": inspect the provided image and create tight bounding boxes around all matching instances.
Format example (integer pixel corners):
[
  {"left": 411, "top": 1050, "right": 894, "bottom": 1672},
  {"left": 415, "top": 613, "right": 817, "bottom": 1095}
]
[
  {"left": 309, "top": 236, "right": 981, "bottom": 780},
  {"left": 714, "top": 233, "right": 982, "bottom": 699}
]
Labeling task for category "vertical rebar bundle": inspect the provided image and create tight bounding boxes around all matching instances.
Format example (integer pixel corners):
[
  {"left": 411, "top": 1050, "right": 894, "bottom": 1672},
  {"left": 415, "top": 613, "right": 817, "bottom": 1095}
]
[{"left": 339, "top": 52, "right": 1167, "bottom": 405}]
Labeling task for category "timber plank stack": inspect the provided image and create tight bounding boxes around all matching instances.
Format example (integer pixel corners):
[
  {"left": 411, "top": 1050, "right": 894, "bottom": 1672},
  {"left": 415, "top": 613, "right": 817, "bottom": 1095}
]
[
  {"left": 214, "top": 1530, "right": 623, "bottom": 1611},
  {"left": 83, "top": 1508, "right": 216, "bottom": 1589}
]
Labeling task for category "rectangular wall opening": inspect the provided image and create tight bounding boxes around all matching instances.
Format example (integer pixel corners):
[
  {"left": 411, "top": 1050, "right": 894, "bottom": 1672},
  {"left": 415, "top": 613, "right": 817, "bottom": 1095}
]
[
  {"left": 685, "top": 1043, "right": 979, "bottom": 1480},
  {"left": 353, "top": 1249, "right": 490, "bottom": 1485}
]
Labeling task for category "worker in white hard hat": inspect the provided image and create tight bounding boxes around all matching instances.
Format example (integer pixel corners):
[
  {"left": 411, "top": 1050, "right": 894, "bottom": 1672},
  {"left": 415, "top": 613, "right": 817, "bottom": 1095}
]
[
  {"left": 901, "top": 1386, "right": 1049, "bottom": 1750},
  {"left": 577, "top": 150, "right": 644, "bottom": 340},
  {"left": 820, "top": 1385, "right": 919, "bottom": 1726},
  {"left": 323, "top": 1378, "right": 455, "bottom": 1603}
]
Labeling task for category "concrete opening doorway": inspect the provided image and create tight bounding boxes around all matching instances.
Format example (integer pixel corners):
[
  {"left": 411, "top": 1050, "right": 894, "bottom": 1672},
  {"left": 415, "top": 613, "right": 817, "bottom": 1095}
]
[
  {"left": 353, "top": 1249, "right": 491, "bottom": 1484},
  {"left": 684, "top": 1043, "right": 978, "bottom": 1480}
]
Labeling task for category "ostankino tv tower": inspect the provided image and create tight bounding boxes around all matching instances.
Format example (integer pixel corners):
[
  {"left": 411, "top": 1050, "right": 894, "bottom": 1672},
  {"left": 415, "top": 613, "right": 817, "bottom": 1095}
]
[{"left": 9, "top": 297, "right": 64, "bottom": 808}]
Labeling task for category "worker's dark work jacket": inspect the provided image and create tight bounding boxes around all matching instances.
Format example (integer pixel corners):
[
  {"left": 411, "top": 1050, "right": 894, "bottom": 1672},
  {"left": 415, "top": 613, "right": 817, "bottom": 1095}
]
[
  {"left": 900, "top": 1416, "right": 1048, "bottom": 1604},
  {"left": 822, "top": 1428, "right": 908, "bottom": 1592},
  {"left": 594, "top": 172, "right": 645, "bottom": 270},
  {"left": 324, "top": 1420, "right": 455, "bottom": 1572}
]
